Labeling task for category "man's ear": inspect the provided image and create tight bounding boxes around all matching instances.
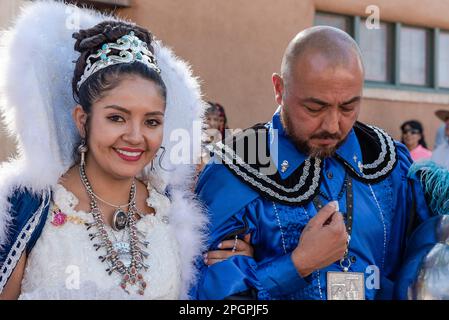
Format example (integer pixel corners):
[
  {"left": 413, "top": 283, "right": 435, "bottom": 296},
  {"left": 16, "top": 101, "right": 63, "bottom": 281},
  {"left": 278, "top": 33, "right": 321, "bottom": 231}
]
[
  {"left": 73, "top": 105, "right": 88, "bottom": 138},
  {"left": 272, "top": 73, "right": 285, "bottom": 106}
]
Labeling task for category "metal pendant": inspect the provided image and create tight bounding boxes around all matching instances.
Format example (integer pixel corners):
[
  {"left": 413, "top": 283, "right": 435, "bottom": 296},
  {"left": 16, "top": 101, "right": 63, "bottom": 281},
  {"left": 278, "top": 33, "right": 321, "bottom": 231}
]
[
  {"left": 327, "top": 271, "right": 365, "bottom": 300},
  {"left": 113, "top": 241, "right": 132, "bottom": 267},
  {"left": 112, "top": 209, "right": 127, "bottom": 231}
]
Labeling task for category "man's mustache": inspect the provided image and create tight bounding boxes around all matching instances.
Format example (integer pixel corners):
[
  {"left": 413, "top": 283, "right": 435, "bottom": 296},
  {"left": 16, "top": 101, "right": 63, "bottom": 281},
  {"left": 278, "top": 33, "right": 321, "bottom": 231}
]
[{"left": 310, "top": 132, "right": 341, "bottom": 140}]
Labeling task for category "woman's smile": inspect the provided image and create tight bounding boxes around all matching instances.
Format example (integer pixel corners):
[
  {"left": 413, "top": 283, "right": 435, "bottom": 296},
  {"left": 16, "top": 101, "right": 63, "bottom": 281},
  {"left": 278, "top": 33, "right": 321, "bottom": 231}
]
[{"left": 113, "top": 147, "right": 145, "bottom": 162}]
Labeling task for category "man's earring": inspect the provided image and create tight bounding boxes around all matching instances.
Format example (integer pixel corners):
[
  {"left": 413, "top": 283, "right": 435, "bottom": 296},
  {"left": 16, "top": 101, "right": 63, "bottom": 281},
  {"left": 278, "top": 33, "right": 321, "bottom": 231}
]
[{"left": 77, "top": 139, "right": 88, "bottom": 166}]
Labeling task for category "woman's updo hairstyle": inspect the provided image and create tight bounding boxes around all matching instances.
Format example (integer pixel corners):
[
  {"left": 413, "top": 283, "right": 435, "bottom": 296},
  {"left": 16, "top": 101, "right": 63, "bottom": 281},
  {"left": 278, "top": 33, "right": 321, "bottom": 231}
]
[{"left": 72, "top": 20, "right": 167, "bottom": 114}]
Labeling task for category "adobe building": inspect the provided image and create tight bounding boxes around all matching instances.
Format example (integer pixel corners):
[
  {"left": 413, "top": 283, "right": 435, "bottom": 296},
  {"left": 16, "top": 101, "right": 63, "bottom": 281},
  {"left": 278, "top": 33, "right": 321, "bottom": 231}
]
[{"left": 1, "top": 0, "right": 449, "bottom": 161}]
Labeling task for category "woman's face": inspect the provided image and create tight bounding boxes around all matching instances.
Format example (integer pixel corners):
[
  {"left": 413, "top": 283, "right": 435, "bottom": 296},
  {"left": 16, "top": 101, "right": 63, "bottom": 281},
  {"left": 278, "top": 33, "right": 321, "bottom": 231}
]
[
  {"left": 402, "top": 125, "right": 421, "bottom": 150},
  {"left": 75, "top": 76, "right": 165, "bottom": 180},
  {"left": 206, "top": 112, "right": 221, "bottom": 130}
]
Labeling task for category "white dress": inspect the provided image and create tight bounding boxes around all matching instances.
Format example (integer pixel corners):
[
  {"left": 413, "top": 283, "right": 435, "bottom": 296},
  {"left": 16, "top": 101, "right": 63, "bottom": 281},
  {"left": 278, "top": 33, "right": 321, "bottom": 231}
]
[{"left": 19, "top": 184, "right": 182, "bottom": 300}]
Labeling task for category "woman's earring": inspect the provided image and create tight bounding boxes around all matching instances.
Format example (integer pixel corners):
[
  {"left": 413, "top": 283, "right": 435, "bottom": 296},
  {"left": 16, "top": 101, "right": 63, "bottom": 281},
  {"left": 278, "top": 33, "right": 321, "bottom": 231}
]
[
  {"left": 150, "top": 146, "right": 167, "bottom": 172},
  {"left": 158, "top": 146, "right": 166, "bottom": 169},
  {"left": 77, "top": 139, "right": 88, "bottom": 166}
]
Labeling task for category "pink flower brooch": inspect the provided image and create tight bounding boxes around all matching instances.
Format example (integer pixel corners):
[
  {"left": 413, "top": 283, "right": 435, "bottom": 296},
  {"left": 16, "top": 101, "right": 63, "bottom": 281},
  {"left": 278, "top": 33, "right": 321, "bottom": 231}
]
[{"left": 51, "top": 208, "right": 67, "bottom": 226}]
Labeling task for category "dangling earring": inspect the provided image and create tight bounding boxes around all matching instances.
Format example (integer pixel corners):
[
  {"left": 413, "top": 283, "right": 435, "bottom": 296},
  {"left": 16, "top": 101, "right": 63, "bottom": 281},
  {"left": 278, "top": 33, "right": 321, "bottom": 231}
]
[
  {"left": 150, "top": 146, "right": 166, "bottom": 171},
  {"left": 77, "top": 139, "right": 88, "bottom": 166},
  {"left": 158, "top": 146, "right": 166, "bottom": 169}
]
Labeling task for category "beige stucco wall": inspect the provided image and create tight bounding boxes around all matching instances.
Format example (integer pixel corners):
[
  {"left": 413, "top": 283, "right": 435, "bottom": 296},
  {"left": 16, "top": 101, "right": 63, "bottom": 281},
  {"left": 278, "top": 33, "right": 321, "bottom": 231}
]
[
  {"left": 0, "top": 0, "right": 24, "bottom": 162},
  {"left": 0, "top": 0, "right": 25, "bottom": 29}
]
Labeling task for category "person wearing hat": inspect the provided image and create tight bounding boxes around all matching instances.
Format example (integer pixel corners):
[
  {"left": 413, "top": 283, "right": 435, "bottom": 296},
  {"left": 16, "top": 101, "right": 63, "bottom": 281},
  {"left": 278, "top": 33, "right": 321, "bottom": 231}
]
[
  {"left": 431, "top": 110, "right": 449, "bottom": 169},
  {"left": 434, "top": 109, "right": 449, "bottom": 149}
]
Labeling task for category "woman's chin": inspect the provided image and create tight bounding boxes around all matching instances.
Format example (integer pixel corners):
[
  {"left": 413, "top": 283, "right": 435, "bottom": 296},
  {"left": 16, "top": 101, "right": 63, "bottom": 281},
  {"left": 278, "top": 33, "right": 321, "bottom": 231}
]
[{"left": 108, "top": 164, "right": 146, "bottom": 180}]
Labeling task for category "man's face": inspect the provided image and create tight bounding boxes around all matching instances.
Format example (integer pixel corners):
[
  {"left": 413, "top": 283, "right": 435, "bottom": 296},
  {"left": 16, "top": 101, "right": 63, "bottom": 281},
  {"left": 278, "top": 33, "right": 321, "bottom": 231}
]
[{"left": 273, "top": 51, "right": 364, "bottom": 158}]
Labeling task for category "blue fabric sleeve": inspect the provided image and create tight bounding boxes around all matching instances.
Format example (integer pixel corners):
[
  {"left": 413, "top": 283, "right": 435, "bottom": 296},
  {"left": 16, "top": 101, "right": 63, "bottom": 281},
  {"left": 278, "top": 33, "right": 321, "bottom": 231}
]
[
  {"left": 193, "top": 252, "right": 309, "bottom": 300},
  {"left": 0, "top": 188, "right": 49, "bottom": 292},
  {"left": 191, "top": 198, "right": 309, "bottom": 300}
]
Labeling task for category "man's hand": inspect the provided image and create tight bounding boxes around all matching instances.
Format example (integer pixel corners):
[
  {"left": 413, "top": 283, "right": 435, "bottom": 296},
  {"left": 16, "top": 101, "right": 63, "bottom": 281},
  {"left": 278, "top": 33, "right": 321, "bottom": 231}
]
[{"left": 292, "top": 201, "right": 348, "bottom": 277}]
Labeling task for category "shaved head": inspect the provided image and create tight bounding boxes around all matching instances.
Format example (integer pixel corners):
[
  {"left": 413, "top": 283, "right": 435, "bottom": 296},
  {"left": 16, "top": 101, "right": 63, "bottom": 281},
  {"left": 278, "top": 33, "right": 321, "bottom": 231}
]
[
  {"left": 272, "top": 26, "right": 365, "bottom": 158},
  {"left": 281, "top": 26, "right": 364, "bottom": 86}
]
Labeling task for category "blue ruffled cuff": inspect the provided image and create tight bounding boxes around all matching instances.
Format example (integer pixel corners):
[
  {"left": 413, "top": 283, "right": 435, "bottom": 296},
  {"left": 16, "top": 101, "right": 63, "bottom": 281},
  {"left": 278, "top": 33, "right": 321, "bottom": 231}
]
[{"left": 255, "top": 253, "right": 309, "bottom": 297}]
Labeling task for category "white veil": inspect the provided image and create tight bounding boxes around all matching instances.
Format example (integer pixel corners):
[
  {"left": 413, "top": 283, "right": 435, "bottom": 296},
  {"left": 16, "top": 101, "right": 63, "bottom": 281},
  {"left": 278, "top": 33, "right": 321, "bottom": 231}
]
[{"left": 0, "top": 0, "right": 207, "bottom": 298}]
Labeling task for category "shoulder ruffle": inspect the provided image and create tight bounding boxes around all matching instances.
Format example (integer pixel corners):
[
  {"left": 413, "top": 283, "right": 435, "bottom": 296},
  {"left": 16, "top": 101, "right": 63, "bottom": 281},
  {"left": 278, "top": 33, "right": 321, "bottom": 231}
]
[{"left": 208, "top": 122, "right": 399, "bottom": 206}]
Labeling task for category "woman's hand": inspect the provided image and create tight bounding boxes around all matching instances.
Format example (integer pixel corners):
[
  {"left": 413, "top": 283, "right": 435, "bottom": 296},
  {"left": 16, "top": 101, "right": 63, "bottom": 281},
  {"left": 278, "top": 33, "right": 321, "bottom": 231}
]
[{"left": 203, "top": 234, "right": 253, "bottom": 266}]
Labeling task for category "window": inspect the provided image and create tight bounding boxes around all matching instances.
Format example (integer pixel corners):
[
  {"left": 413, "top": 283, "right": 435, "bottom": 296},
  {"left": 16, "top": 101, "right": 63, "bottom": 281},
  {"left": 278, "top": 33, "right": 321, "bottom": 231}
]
[
  {"left": 438, "top": 31, "right": 449, "bottom": 88},
  {"left": 314, "top": 12, "right": 353, "bottom": 35},
  {"left": 315, "top": 11, "right": 447, "bottom": 92},
  {"left": 359, "top": 19, "right": 394, "bottom": 83},
  {"left": 399, "top": 26, "right": 431, "bottom": 86}
]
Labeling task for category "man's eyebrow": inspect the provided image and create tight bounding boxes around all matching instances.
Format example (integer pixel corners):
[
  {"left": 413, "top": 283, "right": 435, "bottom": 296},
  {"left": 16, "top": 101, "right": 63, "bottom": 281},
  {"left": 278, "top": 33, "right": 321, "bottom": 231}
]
[
  {"left": 341, "top": 96, "right": 361, "bottom": 105},
  {"left": 302, "top": 97, "right": 332, "bottom": 107},
  {"left": 301, "top": 96, "right": 362, "bottom": 107}
]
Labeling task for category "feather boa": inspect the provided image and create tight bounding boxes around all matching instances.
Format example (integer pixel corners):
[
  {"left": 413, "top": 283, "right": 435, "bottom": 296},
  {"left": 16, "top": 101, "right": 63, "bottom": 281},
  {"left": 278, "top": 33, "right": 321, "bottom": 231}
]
[{"left": 409, "top": 160, "right": 449, "bottom": 216}]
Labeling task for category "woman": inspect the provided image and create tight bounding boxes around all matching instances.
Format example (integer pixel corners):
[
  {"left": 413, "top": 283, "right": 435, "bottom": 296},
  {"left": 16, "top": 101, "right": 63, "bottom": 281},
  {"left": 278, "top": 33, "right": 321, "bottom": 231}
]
[
  {"left": 210, "top": 102, "right": 228, "bottom": 139},
  {"left": 400, "top": 120, "right": 432, "bottom": 162},
  {"left": 204, "top": 102, "right": 228, "bottom": 142},
  {"left": 0, "top": 2, "right": 250, "bottom": 299}
]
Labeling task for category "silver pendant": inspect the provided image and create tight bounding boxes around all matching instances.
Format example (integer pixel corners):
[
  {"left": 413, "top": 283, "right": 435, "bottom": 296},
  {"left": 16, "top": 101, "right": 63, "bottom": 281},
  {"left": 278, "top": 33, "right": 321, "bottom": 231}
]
[
  {"left": 113, "top": 241, "right": 132, "bottom": 267},
  {"left": 112, "top": 209, "right": 127, "bottom": 231},
  {"left": 327, "top": 271, "right": 365, "bottom": 300}
]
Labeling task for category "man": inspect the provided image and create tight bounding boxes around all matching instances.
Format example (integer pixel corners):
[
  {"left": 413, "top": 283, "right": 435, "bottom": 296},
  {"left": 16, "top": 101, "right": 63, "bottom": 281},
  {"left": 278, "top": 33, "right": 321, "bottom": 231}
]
[{"left": 193, "top": 26, "right": 430, "bottom": 300}]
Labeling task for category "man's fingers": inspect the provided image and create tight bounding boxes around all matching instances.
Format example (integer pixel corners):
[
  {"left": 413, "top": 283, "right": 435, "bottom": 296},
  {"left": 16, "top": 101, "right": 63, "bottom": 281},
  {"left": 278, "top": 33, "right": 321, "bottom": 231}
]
[
  {"left": 310, "top": 201, "right": 339, "bottom": 227},
  {"left": 329, "top": 211, "right": 344, "bottom": 225}
]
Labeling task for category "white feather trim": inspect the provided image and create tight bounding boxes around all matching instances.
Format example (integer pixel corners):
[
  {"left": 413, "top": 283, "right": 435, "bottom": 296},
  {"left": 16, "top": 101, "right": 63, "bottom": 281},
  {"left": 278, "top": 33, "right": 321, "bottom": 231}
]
[{"left": 0, "top": 0, "right": 207, "bottom": 298}]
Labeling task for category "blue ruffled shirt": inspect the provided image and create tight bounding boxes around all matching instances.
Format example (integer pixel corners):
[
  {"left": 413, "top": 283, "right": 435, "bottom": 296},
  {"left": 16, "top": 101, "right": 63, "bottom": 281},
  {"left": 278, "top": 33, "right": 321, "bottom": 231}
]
[{"left": 192, "top": 108, "right": 430, "bottom": 300}]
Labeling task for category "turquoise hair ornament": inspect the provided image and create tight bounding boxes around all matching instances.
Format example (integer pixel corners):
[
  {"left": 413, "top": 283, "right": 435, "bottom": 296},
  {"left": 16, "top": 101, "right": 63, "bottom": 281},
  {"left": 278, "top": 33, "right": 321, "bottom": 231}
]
[{"left": 77, "top": 31, "right": 160, "bottom": 90}]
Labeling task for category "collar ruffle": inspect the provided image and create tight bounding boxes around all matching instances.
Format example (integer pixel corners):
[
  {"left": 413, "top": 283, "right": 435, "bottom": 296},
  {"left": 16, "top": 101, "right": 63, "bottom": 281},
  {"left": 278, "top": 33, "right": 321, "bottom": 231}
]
[{"left": 208, "top": 120, "right": 397, "bottom": 206}]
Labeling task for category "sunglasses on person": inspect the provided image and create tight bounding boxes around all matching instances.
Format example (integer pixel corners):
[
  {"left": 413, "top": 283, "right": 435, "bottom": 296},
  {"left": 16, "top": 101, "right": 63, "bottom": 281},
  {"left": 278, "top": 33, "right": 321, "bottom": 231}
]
[{"left": 402, "top": 129, "right": 420, "bottom": 135}]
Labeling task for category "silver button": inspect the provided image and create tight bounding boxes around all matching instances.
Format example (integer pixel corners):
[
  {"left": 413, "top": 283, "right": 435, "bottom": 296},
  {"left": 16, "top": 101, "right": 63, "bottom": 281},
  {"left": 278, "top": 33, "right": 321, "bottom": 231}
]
[{"left": 281, "top": 160, "right": 289, "bottom": 173}]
